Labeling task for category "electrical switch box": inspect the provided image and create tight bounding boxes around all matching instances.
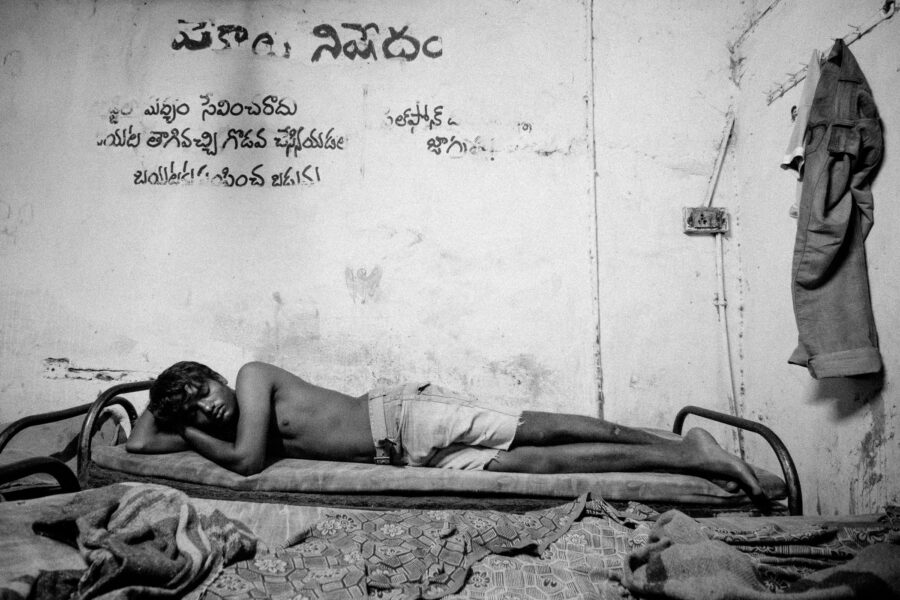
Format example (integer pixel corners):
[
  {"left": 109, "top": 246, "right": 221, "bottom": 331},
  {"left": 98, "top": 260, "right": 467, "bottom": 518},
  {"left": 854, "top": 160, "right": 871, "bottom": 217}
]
[{"left": 683, "top": 207, "right": 729, "bottom": 234}]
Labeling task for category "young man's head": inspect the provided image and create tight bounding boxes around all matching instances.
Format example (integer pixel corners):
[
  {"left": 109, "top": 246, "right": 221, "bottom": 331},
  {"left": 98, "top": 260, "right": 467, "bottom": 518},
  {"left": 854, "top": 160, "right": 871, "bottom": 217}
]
[{"left": 148, "top": 361, "right": 237, "bottom": 435}]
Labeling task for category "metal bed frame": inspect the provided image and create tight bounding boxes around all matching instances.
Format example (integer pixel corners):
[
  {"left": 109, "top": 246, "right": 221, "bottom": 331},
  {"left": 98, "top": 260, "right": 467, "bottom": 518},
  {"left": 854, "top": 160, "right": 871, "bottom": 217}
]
[{"left": 1, "top": 381, "right": 803, "bottom": 515}]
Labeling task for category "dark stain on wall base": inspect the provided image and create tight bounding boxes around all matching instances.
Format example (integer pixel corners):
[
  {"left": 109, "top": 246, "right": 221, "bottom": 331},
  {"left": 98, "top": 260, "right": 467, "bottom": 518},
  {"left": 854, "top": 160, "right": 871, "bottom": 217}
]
[
  {"left": 43, "top": 357, "right": 134, "bottom": 382},
  {"left": 858, "top": 401, "right": 887, "bottom": 488}
]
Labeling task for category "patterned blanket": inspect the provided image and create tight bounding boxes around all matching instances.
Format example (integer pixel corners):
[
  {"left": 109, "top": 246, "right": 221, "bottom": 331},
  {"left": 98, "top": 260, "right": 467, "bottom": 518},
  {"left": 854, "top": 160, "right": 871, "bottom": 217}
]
[
  {"left": 10, "top": 484, "right": 897, "bottom": 600},
  {"left": 202, "top": 495, "right": 601, "bottom": 599},
  {"left": 201, "top": 498, "right": 900, "bottom": 600},
  {"left": 20, "top": 484, "right": 257, "bottom": 600},
  {"left": 200, "top": 496, "right": 655, "bottom": 600}
]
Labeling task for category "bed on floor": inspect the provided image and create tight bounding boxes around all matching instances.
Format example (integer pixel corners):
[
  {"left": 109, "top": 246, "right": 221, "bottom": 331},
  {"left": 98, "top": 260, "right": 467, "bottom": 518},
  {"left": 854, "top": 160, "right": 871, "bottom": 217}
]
[
  {"left": 1, "top": 480, "right": 897, "bottom": 600},
  {"left": 1, "top": 380, "right": 802, "bottom": 516}
]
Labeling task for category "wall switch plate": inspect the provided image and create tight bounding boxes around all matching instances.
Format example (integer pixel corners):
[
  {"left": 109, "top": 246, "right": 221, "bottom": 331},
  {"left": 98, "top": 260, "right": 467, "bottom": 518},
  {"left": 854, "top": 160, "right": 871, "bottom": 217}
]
[{"left": 683, "top": 206, "right": 729, "bottom": 234}]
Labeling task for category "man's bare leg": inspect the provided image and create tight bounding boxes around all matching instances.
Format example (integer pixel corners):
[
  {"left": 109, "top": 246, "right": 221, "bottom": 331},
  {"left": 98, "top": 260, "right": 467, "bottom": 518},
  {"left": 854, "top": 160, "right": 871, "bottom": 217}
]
[
  {"left": 513, "top": 410, "right": 676, "bottom": 446},
  {"left": 489, "top": 427, "right": 764, "bottom": 499}
]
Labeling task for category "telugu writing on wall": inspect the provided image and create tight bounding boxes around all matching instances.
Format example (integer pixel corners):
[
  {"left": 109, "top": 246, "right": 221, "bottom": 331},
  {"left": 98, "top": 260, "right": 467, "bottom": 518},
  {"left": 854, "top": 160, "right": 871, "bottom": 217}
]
[
  {"left": 172, "top": 20, "right": 443, "bottom": 62},
  {"left": 93, "top": 20, "right": 499, "bottom": 187},
  {"left": 99, "top": 94, "right": 342, "bottom": 187}
]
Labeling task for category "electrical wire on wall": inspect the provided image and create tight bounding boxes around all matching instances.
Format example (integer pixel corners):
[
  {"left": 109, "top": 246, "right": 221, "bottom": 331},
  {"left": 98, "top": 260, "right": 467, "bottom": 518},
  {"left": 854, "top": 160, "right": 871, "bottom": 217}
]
[{"left": 705, "top": 112, "right": 746, "bottom": 460}]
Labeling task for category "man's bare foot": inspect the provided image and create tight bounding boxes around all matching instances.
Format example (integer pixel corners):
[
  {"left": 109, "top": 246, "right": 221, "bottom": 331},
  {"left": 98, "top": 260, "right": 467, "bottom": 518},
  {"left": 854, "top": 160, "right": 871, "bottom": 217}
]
[{"left": 682, "top": 428, "right": 765, "bottom": 499}]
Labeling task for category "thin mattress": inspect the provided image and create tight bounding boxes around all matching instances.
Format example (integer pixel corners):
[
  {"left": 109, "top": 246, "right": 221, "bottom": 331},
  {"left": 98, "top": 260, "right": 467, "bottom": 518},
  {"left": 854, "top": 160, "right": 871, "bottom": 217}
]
[{"left": 88, "top": 444, "right": 787, "bottom": 511}]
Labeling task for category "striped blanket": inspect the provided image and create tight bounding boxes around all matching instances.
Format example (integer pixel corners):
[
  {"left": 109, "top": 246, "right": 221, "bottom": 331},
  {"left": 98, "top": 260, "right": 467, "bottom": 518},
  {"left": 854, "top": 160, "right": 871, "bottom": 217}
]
[{"left": 23, "top": 484, "right": 256, "bottom": 599}]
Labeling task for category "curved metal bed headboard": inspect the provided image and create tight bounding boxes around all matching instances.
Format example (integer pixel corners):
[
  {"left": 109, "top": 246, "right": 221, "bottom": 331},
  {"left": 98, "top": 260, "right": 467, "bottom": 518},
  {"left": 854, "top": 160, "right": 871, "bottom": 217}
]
[{"left": 77, "top": 380, "right": 151, "bottom": 482}]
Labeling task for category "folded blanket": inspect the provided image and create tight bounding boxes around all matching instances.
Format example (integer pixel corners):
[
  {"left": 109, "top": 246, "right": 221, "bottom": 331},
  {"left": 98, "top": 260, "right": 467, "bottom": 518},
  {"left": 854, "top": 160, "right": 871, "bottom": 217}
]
[
  {"left": 29, "top": 483, "right": 257, "bottom": 600},
  {"left": 623, "top": 510, "right": 900, "bottom": 599}
]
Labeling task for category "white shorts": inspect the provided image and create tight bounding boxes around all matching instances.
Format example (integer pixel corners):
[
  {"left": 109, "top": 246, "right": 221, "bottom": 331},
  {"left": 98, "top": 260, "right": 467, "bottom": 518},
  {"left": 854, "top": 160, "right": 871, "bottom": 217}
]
[{"left": 367, "top": 383, "right": 522, "bottom": 470}]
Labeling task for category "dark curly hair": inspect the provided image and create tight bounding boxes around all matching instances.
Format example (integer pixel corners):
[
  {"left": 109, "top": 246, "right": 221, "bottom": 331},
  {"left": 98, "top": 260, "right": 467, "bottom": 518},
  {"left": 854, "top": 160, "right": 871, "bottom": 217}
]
[{"left": 148, "top": 361, "right": 228, "bottom": 425}]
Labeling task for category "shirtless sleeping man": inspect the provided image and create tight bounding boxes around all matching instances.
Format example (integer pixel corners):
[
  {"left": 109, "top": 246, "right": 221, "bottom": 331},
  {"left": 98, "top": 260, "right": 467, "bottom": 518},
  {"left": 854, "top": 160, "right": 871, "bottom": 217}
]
[{"left": 126, "top": 361, "right": 766, "bottom": 502}]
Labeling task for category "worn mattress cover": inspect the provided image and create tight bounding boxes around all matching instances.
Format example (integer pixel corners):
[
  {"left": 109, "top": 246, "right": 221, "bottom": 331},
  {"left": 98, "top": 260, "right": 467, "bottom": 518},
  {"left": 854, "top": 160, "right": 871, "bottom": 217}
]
[{"left": 91, "top": 445, "right": 786, "bottom": 505}]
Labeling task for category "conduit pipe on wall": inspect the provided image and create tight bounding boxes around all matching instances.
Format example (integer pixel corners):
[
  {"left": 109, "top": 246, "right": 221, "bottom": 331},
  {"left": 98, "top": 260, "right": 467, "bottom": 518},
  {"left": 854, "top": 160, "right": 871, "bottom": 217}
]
[{"left": 704, "top": 111, "right": 746, "bottom": 460}]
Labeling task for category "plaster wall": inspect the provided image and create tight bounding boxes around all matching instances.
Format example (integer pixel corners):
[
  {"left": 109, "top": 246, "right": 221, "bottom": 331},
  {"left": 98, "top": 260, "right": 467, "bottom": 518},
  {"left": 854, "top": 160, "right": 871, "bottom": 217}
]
[
  {"left": 594, "top": 1, "right": 746, "bottom": 440},
  {"left": 595, "top": 0, "right": 900, "bottom": 515},
  {"left": 0, "top": 0, "right": 598, "bottom": 421},
  {"left": 726, "top": 0, "right": 900, "bottom": 515}
]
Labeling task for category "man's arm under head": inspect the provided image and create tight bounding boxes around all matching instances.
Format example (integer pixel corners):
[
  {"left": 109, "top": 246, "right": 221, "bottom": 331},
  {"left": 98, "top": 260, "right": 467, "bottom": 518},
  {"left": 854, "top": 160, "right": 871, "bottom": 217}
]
[
  {"left": 170, "top": 362, "right": 278, "bottom": 475},
  {"left": 126, "top": 362, "right": 279, "bottom": 476},
  {"left": 126, "top": 409, "right": 190, "bottom": 453}
]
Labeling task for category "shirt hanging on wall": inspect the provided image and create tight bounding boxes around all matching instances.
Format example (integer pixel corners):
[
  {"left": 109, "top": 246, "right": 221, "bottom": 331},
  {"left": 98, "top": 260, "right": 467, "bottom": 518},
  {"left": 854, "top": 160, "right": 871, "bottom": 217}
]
[{"left": 780, "top": 50, "right": 822, "bottom": 218}]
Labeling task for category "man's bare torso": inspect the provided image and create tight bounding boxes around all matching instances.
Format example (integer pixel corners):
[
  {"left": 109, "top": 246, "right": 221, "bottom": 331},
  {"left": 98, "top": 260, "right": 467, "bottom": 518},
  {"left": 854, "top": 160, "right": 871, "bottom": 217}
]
[{"left": 268, "top": 370, "right": 375, "bottom": 462}]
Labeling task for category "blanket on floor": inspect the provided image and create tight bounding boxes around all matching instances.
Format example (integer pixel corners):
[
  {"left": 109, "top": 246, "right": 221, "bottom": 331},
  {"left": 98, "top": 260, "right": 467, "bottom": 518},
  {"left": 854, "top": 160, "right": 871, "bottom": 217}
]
[
  {"left": 200, "top": 498, "right": 900, "bottom": 600},
  {"left": 22, "top": 484, "right": 257, "bottom": 600},
  {"left": 202, "top": 495, "right": 601, "bottom": 600},
  {"left": 624, "top": 508, "right": 900, "bottom": 599},
  {"left": 10, "top": 485, "right": 896, "bottom": 600}
]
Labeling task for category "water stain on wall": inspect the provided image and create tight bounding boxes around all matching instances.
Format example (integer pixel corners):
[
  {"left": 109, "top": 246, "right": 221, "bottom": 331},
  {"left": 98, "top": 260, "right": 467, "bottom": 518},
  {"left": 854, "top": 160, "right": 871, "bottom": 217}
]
[
  {"left": 850, "top": 399, "right": 888, "bottom": 512},
  {"left": 487, "top": 353, "right": 555, "bottom": 399},
  {"left": 0, "top": 50, "right": 23, "bottom": 127},
  {"left": 2, "top": 50, "right": 22, "bottom": 77},
  {"left": 0, "top": 201, "right": 34, "bottom": 251},
  {"left": 213, "top": 293, "right": 323, "bottom": 366}
]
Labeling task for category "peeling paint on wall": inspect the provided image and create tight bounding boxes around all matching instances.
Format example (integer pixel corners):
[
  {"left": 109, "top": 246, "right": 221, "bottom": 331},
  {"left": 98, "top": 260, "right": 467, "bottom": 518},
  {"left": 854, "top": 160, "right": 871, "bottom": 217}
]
[
  {"left": 43, "top": 357, "right": 137, "bottom": 381},
  {"left": 849, "top": 399, "right": 888, "bottom": 512},
  {"left": 731, "top": 0, "right": 785, "bottom": 51}
]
